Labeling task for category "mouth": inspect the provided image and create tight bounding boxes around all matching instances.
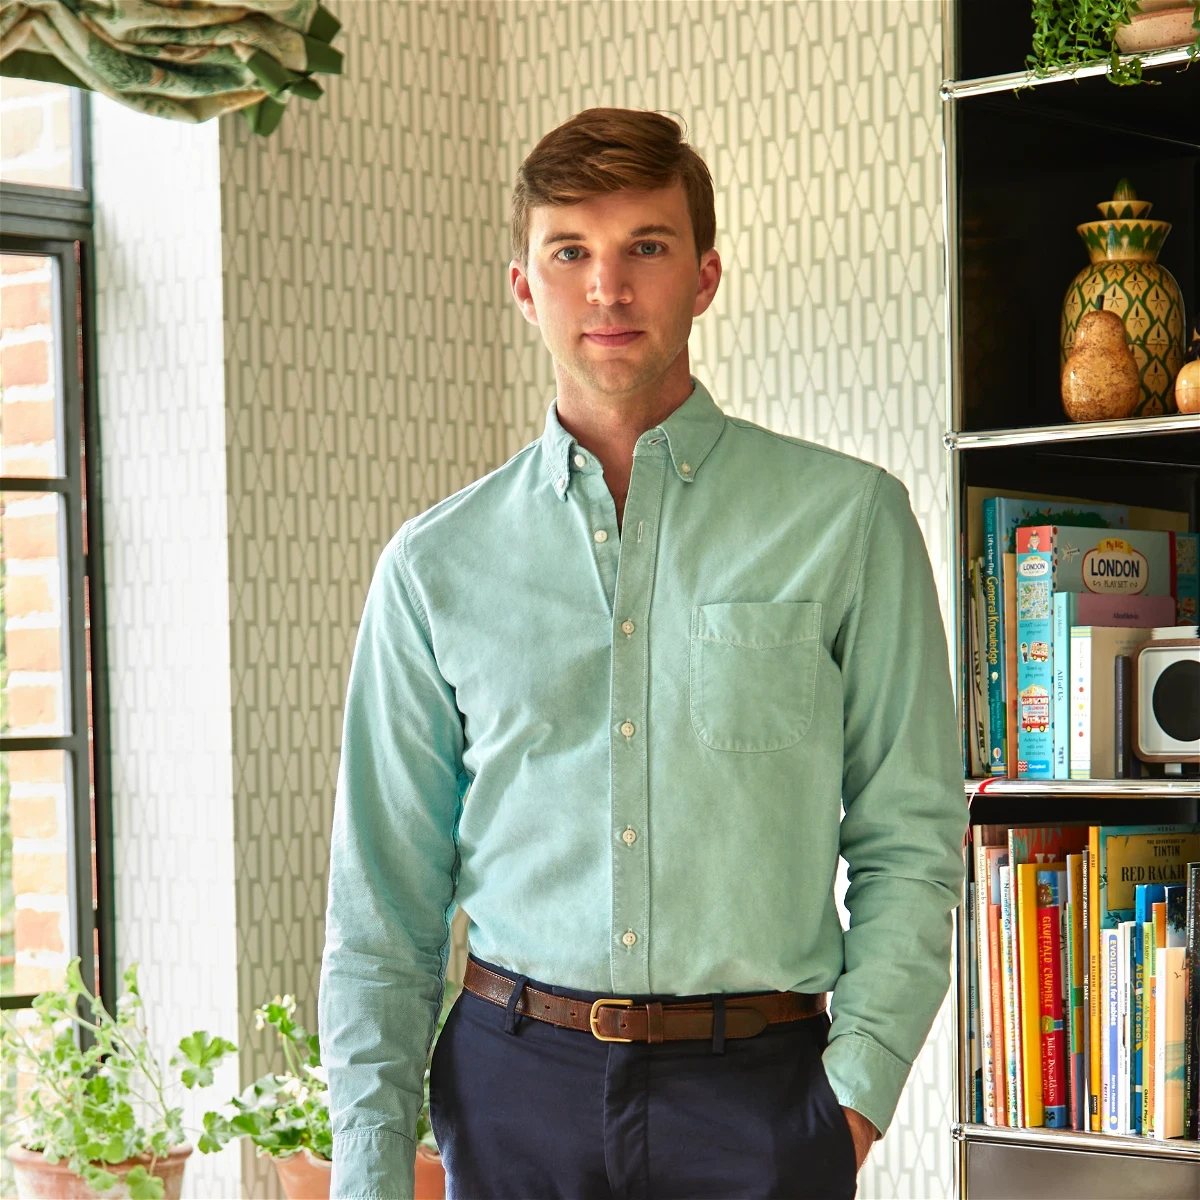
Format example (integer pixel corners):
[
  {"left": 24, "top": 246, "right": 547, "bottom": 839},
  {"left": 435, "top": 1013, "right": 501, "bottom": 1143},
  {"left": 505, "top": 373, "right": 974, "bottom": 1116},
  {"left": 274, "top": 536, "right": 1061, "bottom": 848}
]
[{"left": 584, "top": 330, "right": 643, "bottom": 347}]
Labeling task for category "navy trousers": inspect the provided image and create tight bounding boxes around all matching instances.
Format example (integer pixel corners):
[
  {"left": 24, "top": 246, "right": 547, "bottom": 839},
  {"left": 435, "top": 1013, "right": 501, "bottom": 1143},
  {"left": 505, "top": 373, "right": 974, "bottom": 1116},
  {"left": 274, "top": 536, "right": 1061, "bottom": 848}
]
[{"left": 428, "top": 953, "right": 859, "bottom": 1200}]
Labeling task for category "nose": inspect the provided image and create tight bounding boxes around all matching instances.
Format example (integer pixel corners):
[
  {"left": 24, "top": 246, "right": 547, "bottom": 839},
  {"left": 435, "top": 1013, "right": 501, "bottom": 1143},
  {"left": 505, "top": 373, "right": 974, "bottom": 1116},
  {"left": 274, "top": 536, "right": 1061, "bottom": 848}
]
[{"left": 587, "top": 255, "right": 633, "bottom": 307}]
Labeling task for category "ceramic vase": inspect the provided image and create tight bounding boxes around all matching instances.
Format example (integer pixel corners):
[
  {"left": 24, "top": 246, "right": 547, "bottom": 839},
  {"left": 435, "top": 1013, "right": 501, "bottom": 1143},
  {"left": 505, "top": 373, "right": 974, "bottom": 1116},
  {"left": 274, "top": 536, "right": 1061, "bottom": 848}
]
[
  {"left": 6, "top": 1143, "right": 192, "bottom": 1199},
  {"left": 1060, "top": 179, "right": 1186, "bottom": 417}
]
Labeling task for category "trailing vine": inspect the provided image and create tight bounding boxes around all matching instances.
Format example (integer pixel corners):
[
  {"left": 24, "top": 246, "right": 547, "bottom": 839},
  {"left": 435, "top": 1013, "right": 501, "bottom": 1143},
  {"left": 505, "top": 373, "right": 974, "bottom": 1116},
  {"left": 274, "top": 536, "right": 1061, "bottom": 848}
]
[{"left": 1026, "top": 0, "right": 1200, "bottom": 85}]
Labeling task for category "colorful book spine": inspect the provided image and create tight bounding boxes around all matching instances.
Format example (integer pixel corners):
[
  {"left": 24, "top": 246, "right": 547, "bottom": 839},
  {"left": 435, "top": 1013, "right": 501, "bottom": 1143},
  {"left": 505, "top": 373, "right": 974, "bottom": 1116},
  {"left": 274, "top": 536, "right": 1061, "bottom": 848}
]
[
  {"left": 1184, "top": 861, "right": 1199, "bottom": 1140},
  {"left": 1088, "top": 828, "right": 1101, "bottom": 1132},
  {"left": 974, "top": 838, "right": 995, "bottom": 1125},
  {"left": 1017, "top": 862, "right": 1045, "bottom": 1124},
  {"left": 1066, "top": 853, "right": 1086, "bottom": 1130},
  {"left": 988, "top": 892, "right": 1008, "bottom": 1126},
  {"left": 1143, "top": 916, "right": 1156, "bottom": 1136},
  {"left": 1157, "top": 945, "right": 1186, "bottom": 1138},
  {"left": 1051, "top": 593, "right": 1070, "bottom": 779},
  {"left": 1036, "top": 869, "right": 1067, "bottom": 1127},
  {"left": 969, "top": 881, "right": 980, "bottom": 1121},
  {"left": 982, "top": 500, "right": 1006, "bottom": 776},
  {"left": 1132, "top": 884, "right": 1166, "bottom": 1134},
  {"left": 1103, "top": 927, "right": 1119, "bottom": 1133},
  {"left": 1015, "top": 527, "right": 1054, "bottom": 779},
  {"left": 999, "top": 863, "right": 1020, "bottom": 1126},
  {"left": 1070, "top": 627, "right": 1092, "bottom": 781}
]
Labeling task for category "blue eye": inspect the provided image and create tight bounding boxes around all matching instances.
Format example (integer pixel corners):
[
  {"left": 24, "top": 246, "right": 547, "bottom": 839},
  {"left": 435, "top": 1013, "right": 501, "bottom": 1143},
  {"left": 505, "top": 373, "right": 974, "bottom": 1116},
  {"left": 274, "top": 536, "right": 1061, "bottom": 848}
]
[{"left": 552, "top": 242, "right": 665, "bottom": 262}]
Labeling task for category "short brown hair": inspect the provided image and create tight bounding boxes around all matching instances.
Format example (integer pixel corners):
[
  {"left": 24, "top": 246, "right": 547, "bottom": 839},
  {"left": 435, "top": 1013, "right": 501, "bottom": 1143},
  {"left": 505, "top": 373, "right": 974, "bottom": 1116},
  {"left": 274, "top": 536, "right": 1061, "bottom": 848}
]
[{"left": 511, "top": 107, "right": 716, "bottom": 268}]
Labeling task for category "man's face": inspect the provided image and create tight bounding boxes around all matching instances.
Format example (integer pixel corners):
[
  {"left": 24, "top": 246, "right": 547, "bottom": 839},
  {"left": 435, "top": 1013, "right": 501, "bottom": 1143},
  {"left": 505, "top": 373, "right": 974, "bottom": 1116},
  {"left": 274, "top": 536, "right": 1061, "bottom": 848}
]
[{"left": 510, "top": 182, "right": 720, "bottom": 402}]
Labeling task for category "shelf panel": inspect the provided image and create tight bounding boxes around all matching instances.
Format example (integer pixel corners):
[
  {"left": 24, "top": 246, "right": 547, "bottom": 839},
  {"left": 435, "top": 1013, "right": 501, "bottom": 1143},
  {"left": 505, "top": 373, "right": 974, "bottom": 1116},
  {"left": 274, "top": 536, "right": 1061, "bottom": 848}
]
[
  {"left": 955, "top": 1122, "right": 1200, "bottom": 1162},
  {"left": 946, "top": 414, "right": 1200, "bottom": 451},
  {"left": 943, "top": 46, "right": 1198, "bottom": 99},
  {"left": 965, "top": 778, "right": 1200, "bottom": 800}
]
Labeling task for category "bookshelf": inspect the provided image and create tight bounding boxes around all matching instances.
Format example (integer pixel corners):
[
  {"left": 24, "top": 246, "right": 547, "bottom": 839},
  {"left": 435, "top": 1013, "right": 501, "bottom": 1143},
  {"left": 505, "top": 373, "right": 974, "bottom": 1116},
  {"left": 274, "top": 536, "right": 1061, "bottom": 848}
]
[{"left": 940, "top": 1, "right": 1200, "bottom": 1196}]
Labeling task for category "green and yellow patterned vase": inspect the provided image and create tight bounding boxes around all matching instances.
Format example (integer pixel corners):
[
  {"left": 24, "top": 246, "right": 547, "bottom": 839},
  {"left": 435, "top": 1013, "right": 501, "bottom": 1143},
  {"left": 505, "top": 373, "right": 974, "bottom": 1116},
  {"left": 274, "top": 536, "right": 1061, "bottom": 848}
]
[{"left": 1060, "top": 178, "right": 1185, "bottom": 417}]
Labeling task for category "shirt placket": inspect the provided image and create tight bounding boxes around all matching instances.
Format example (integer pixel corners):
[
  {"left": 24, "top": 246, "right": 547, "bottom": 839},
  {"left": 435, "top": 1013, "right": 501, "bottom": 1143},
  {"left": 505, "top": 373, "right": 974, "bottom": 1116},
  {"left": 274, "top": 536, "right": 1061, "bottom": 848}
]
[{"left": 606, "top": 439, "right": 667, "bottom": 994}]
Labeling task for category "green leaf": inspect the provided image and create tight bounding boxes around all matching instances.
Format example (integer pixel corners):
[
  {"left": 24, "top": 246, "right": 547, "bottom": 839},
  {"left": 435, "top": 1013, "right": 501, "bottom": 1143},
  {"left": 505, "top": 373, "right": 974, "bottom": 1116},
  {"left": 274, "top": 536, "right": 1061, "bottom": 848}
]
[{"left": 126, "top": 1165, "right": 165, "bottom": 1200}]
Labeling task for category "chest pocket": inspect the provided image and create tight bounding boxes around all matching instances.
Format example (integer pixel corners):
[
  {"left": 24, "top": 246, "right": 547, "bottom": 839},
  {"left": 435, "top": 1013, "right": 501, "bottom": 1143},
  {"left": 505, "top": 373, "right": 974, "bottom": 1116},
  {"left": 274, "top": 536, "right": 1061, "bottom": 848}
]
[{"left": 689, "top": 601, "right": 822, "bottom": 752}]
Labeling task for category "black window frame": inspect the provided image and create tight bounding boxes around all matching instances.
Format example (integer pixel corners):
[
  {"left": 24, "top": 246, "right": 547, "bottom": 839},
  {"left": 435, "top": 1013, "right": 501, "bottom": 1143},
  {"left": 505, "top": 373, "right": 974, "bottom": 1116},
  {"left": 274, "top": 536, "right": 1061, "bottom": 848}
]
[{"left": 1, "top": 87, "right": 115, "bottom": 1024}]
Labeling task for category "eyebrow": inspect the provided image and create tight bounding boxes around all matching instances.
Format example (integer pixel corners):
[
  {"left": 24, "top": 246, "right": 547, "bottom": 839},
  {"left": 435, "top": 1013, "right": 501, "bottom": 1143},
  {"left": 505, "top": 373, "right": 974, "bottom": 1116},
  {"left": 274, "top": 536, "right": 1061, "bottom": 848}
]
[{"left": 540, "top": 223, "right": 681, "bottom": 248}]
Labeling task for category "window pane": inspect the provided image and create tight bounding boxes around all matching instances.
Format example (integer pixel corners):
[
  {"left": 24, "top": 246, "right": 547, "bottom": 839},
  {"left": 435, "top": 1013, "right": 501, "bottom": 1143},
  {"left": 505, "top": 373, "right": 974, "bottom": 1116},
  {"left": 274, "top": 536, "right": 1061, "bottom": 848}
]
[
  {"left": 1, "top": 253, "right": 63, "bottom": 479},
  {"left": 0, "top": 749, "right": 72, "bottom": 997},
  {"left": 0, "top": 78, "right": 77, "bottom": 189},
  {"left": 1, "top": 491, "right": 70, "bottom": 736}
]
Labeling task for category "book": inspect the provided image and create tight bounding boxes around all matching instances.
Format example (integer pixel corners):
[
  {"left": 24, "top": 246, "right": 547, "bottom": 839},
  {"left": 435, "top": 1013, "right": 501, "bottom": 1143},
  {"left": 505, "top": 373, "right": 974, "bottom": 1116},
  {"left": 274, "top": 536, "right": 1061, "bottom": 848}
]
[
  {"left": 968, "top": 557, "right": 989, "bottom": 778},
  {"left": 1185, "top": 861, "right": 1199, "bottom": 1139},
  {"left": 969, "top": 880, "right": 981, "bottom": 1121},
  {"left": 1009, "top": 826, "right": 1089, "bottom": 1125},
  {"left": 980, "top": 497, "right": 1130, "bottom": 776},
  {"left": 1102, "top": 926, "right": 1120, "bottom": 1133},
  {"left": 1066, "top": 853, "right": 1086, "bottom": 1130},
  {"left": 1143, "top": 915, "right": 1157, "bottom": 1136},
  {"left": 1015, "top": 526, "right": 1055, "bottom": 779},
  {"left": 1100, "top": 828, "right": 1200, "bottom": 929},
  {"left": 987, "top": 857, "right": 1008, "bottom": 1127},
  {"left": 1069, "top": 630, "right": 1155, "bottom": 780},
  {"left": 1156, "top": 943, "right": 1186, "bottom": 1138},
  {"left": 1018, "top": 525, "right": 1195, "bottom": 605},
  {"left": 1035, "top": 867, "right": 1068, "bottom": 1127},
  {"left": 1118, "top": 920, "right": 1134, "bottom": 1135},
  {"left": 999, "top": 862, "right": 1020, "bottom": 1126},
  {"left": 974, "top": 826, "right": 1008, "bottom": 1126},
  {"left": 1132, "top": 884, "right": 1167, "bottom": 1135}
]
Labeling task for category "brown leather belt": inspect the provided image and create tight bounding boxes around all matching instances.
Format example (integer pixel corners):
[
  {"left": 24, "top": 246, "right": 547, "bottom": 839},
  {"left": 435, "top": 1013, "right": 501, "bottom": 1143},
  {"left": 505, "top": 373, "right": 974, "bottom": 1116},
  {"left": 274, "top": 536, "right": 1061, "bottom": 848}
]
[{"left": 463, "top": 958, "right": 826, "bottom": 1043}]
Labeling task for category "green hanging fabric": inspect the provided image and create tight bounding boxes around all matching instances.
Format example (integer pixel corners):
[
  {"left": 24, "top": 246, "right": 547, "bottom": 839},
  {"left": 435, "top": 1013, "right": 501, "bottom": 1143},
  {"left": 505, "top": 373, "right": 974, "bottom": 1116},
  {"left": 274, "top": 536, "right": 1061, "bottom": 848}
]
[{"left": 0, "top": 0, "right": 342, "bottom": 136}]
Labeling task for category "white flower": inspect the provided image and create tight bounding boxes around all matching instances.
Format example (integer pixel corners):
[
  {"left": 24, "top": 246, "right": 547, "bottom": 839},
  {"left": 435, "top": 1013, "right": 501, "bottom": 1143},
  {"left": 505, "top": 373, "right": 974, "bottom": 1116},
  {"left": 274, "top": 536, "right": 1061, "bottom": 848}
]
[
  {"left": 303, "top": 1063, "right": 328, "bottom": 1085},
  {"left": 254, "top": 1010, "right": 266, "bottom": 1031},
  {"left": 282, "top": 994, "right": 297, "bottom": 1016}
]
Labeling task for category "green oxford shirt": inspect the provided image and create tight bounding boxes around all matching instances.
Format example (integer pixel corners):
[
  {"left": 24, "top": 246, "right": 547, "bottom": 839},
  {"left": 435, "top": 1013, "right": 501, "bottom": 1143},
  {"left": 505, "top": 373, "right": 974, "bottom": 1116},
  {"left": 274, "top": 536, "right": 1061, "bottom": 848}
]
[{"left": 319, "top": 375, "right": 968, "bottom": 1199}]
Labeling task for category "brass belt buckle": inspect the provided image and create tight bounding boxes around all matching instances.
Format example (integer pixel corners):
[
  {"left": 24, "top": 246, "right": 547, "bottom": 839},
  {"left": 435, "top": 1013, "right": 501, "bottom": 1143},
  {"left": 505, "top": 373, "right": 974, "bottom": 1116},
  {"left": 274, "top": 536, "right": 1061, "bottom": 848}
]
[{"left": 589, "top": 997, "right": 634, "bottom": 1042}]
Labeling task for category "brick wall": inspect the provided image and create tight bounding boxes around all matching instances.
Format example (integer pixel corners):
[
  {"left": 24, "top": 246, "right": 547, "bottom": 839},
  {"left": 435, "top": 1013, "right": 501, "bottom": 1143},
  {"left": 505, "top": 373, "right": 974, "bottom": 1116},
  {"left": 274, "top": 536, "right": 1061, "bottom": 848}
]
[
  {"left": 2, "top": 250, "right": 71, "bottom": 1002},
  {"left": 0, "top": 77, "right": 74, "bottom": 188}
]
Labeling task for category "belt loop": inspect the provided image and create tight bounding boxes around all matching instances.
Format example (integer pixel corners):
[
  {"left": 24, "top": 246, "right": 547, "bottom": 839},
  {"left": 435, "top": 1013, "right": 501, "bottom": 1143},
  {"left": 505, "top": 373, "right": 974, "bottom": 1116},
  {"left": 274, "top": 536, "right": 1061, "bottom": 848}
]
[
  {"left": 503, "top": 974, "right": 530, "bottom": 1035},
  {"left": 711, "top": 995, "right": 726, "bottom": 1055}
]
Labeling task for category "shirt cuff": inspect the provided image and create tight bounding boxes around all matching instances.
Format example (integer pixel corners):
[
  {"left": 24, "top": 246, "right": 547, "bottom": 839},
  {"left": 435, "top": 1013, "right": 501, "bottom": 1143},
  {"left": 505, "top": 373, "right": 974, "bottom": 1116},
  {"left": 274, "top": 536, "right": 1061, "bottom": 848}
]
[
  {"left": 331, "top": 1128, "right": 416, "bottom": 1200},
  {"left": 821, "top": 1029, "right": 913, "bottom": 1140}
]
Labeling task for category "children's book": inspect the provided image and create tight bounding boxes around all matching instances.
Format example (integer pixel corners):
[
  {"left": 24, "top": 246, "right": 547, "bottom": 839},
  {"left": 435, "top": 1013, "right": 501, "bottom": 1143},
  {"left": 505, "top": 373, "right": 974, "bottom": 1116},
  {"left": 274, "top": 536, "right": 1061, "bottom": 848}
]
[
  {"left": 973, "top": 826, "right": 1008, "bottom": 1126},
  {"left": 1184, "top": 861, "right": 1199, "bottom": 1140},
  {"left": 1069, "top": 627, "right": 1155, "bottom": 780},
  {"left": 1035, "top": 867, "right": 1068, "bottom": 1127},
  {"left": 1099, "top": 828, "right": 1200, "bottom": 929},
  {"left": 1132, "top": 884, "right": 1166, "bottom": 1135},
  {"left": 1009, "top": 826, "right": 1089, "bottom": 1125},
  {"left": 1066, "top": 853, "right": 1086, "bottom": 1129},
  {"left": 980, "top": 498, "right": 1129, "bottom": 776},
  {"left": 999, "top": 862, "right": 1020, "bottom": 1126},
  {"left": 1102, "top": 926, "right": 1120, "bottom": 1133}
]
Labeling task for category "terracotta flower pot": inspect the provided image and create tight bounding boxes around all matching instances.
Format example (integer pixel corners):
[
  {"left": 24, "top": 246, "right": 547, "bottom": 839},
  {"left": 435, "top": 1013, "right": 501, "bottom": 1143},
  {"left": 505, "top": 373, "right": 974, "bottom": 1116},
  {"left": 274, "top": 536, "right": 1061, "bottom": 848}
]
[
  {"left": 271, "top": 1147, "right": 332, "bottom": 1199},
  {"left": 414, "top": 1144, "right": 446, "bottom": 1200},
  {"left": 6, "top": 1142, "right": 192, "bottom": 1199}
]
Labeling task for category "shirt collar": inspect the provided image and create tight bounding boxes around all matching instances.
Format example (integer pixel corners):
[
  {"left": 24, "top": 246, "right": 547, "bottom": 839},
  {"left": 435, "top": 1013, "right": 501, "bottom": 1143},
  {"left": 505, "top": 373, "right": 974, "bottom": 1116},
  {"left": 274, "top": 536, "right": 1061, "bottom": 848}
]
[{"left": 540, "top": 375, "right": 726, "bottom": 501}]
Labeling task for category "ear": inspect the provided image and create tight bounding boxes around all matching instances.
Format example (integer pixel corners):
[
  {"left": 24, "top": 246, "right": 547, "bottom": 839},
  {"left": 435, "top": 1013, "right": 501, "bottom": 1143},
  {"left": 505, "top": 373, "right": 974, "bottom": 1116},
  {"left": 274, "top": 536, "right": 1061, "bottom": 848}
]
[
  {"left": 693, "top": 248, "right": 722, "bottom": 318},
  {"left": 510, "top": 259, "right": 539, "bottom": 327}
]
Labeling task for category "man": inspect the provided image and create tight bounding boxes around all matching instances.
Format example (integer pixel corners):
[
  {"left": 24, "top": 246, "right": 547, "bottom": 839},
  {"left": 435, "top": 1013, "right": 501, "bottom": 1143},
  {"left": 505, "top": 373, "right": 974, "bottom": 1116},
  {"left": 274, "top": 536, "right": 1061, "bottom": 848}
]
[{"left": 319, "top": 107, "right": 967, "bottom": 1200}]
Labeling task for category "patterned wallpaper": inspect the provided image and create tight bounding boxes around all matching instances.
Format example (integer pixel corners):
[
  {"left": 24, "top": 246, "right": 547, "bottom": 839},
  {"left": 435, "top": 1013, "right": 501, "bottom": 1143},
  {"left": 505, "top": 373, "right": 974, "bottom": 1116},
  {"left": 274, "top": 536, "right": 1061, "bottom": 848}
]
[
  {"left": 95, "top": 2, "right": 951, "bottom": 1197},
  {"left": 90, "top": 98, "right": 242, "bottom": 1200}
]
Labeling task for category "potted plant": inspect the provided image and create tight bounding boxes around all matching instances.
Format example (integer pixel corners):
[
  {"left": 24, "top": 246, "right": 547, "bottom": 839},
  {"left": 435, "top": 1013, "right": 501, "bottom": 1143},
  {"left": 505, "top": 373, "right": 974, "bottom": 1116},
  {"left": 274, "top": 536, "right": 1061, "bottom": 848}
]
[
  {"left": 0, "top": 957, "right": 236, "bottom": 1199},
  {"left": 199, "top": 979, "right": 458, "bottom": 1200},
  {"left": 1027, "top": 0, "right": 1200, "bottom": 85}
]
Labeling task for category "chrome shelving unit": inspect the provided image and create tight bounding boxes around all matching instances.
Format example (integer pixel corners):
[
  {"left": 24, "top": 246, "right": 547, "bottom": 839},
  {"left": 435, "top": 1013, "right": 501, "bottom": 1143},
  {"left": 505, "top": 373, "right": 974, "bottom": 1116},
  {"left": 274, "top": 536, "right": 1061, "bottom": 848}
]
[{"left": 940, "top": 2, "right": 1200, "bottom": 1195}]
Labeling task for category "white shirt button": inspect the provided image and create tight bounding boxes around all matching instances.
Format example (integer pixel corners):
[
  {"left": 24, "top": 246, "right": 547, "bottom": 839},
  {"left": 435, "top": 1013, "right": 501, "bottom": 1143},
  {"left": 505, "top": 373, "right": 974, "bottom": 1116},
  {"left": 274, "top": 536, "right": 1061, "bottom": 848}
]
[
  {"left": 680, "top": 462, "right": 691, "bottom": 474},
  {"left": 557, "top": 476, "right": 566, "bottom": 488},
  {"left": 620, "top": 720, "right": 635, "bottom": 738},
  {"left": 573, "top": 453, "right": 586, "bottom": 467},
  {"left": 622, "top": 930, "right": 637, "bottom": 947},
  {"left": 621, "top": 619, "right": 635, "bottom": 635},
  {"left": 594, "top": 529, "right": 608, "bottom": 543},
  {"left": 622, "top": 827, "right": 637, "bottom": 845}
]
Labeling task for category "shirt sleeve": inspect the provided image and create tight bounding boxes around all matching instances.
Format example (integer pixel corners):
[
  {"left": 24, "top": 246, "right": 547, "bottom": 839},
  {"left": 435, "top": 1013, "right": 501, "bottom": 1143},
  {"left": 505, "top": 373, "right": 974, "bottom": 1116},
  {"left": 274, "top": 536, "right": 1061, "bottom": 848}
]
[
  {"left": 318, "top": 525, "right": 464, "bottom": 1200},
  {"left": 821, "top": 468, "right": 968, "bottom": 1139}
]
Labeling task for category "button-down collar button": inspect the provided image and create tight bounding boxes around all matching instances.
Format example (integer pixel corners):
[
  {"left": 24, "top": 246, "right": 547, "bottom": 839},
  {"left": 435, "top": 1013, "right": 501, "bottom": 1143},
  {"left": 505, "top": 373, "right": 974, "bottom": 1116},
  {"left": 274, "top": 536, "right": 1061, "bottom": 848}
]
[
  {"left": 620, "top": 720, "right": 635, "bottom": 738},
  {"left": 622, "top": 827, "right": 637, "bottom": 845},
  {"left": 621, "top": 619, "right": 635, "bottom": 636},
  {"left": 594, "top": 529, "right": 608, "bottom": 543},
  {"left": 557, "top": 476, "right": 566, "bottom": 489},
  {"left": 680, "top": 461, "right": 691, "bottom": 474},
  {"left": 622, "top": 930, "right": 637, "bottom": 947},
  {"left": 573, "top": 453, "right": 586, "bottom": 467}
]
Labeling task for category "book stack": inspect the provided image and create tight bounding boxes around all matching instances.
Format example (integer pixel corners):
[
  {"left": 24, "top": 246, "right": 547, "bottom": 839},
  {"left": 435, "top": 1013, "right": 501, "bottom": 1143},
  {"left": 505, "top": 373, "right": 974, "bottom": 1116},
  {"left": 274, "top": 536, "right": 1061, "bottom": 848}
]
[
  {"left": 968, "top": 824, "right": 1200, "bottom": 1140},
  {"left": 964, "top": 491, "right": 1198, "bottom": 780}
]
